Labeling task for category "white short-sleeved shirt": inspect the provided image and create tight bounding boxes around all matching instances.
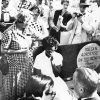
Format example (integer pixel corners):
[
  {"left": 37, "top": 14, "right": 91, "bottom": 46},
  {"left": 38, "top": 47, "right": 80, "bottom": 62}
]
[
  {"left": 33, "top": 51, "right": 63, "bottom": 78},
  {"left": 33, "top": 51, "right": 55, "bottom": 78}
]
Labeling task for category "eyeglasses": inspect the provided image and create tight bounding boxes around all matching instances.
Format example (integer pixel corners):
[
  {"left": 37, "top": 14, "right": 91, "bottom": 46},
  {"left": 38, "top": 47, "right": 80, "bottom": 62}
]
[{"left": 45, "top": 91, "right": 56, "bottom": 96}]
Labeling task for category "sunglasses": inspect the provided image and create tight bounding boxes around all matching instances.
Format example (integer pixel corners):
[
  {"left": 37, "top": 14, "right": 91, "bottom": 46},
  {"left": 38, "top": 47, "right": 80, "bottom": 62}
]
[{"left": 45, "top": 91, "right": 56, "bottom": 96}]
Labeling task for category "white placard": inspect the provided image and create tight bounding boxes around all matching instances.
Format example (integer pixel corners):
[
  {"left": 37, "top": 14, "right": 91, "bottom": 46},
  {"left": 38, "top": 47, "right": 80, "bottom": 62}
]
[
  {"left": 77, "top": 43, "right": 100, "bottom": 69},
  {"left": 4, "top": 12, "right": 10, "bottom": 22}
]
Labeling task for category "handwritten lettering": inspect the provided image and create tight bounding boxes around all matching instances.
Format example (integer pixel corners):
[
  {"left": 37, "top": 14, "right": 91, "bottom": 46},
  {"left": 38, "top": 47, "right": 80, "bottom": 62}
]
[
  {"left": 85, "top": 47, "right": 98, "bottom": 51},
  {"left": 81, "top": 51, "right": 98, "bottom": 56}
]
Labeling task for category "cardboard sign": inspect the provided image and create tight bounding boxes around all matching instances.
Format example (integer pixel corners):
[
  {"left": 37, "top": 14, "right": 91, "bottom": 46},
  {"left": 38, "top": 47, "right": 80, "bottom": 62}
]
[{"left": 77, "top": 43, "right": 100, "bottom": 69}]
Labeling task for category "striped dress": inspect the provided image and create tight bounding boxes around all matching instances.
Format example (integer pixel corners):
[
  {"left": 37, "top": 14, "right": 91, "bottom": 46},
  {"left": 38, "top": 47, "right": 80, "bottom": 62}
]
[{"left": 1, "top": 25, "right": 32, "bottom": 100}]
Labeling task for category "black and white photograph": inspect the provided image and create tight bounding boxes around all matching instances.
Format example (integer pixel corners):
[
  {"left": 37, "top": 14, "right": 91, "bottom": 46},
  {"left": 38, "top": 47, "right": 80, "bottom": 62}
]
[{"left": 0, "top": 0, "right": 100, "bottom": 100}]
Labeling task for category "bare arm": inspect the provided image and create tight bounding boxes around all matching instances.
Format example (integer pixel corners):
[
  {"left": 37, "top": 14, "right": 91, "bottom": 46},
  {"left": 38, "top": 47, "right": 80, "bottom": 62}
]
[{"left": 1, "top": 48, "right": 27, "bottom": 54}]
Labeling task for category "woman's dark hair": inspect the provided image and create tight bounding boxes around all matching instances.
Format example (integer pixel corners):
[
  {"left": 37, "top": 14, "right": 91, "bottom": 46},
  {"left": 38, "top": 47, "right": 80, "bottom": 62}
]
[
  {"left": 15, "top": 13, "right": 25, "bottom": 24},
  {"left": 42, "top": 36, "right": 59, "bottom": 50},
  {"left": 29, "top": 5, "right": 40, "bottom": 14},
  {"left": 61, "top": 0, "right": 69, "bottom": 4},
  {"left": 25, "top": 74, "right": 54, "bottom": 97}
]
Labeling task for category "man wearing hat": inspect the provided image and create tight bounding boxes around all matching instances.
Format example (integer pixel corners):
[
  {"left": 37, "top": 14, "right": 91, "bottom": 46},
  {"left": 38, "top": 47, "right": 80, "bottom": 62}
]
[
  {"left": 67, "top": 1, "right": 94, "bottom": 44},
  {"left": 79, "top": 2, "right": 90, "bottom": 14},
  {"left": 79, "top": 1, "right": 95, "bottom": 42}
]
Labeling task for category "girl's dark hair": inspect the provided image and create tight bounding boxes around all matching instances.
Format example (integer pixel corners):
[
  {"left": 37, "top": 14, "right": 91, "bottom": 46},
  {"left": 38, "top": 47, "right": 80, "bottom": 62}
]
[
  {"left": 15, "top": 13, "right": 25, "bottom": 24},
  {"left": 29, "top": 5, "right": 40, "bottom": 14},
  {"left": 25, "top": 74, "right": 54, "bottom": 97},
  {"left": 42, "top": 36, "right": 59, "bottom": 50}
]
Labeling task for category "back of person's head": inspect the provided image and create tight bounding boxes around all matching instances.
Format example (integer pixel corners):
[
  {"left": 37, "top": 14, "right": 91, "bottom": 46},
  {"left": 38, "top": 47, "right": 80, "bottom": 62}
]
[
  {"left": 42, "top": 36, "right": 59, "bottom": 50},
  {"left": 25, "top": 74, "right": 54, "bottom": 97},
  {"left": 73, "top": 67, "right": 99, "bottom": 98}
]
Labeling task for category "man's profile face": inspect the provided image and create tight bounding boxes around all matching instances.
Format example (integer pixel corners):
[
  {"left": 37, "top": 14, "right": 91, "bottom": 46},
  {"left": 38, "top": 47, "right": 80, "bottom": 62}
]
[{"left": 43, "top": 84, "right": 56, "bottom": 100}]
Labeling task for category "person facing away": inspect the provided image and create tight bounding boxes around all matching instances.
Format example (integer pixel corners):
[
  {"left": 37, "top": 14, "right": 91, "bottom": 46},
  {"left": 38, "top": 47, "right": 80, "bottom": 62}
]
[{"left": 72, "top": 67, "right": 100, "bottom": 100}]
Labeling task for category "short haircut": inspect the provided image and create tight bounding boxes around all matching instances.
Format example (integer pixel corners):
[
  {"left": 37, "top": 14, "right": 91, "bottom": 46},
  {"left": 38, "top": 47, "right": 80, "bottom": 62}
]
[
  {"left": 42, "top": 36, "right": 59, "bottom": 50},
  {"left": 25, "top": 74, "right": 54, "bottom": 97},
  {"left": 75, "top": 67, "right": 99, "bottom": 98},
  {"left": 61, "top": 0, "right": 69, "bottom": 4}
]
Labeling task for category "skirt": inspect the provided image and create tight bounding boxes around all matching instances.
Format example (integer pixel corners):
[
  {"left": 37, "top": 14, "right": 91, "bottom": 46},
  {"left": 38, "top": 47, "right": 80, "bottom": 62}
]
[{"left": 4, "top": 52, "right": 31, "bottom": 100}]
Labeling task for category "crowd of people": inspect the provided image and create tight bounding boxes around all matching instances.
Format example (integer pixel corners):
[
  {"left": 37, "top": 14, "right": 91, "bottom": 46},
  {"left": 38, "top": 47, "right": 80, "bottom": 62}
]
[{"left": 0, "top": 0, "right": 100, "bottom": 100}]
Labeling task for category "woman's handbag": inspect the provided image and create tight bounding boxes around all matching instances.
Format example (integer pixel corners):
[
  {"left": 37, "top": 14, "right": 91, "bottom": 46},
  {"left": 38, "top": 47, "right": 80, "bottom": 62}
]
[{"left": 0, "top": 55, "right": 9, "bottom": 75}]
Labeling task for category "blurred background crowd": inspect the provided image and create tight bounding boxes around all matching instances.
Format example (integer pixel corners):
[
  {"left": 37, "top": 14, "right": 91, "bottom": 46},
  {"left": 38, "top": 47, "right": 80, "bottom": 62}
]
[
  {"left": 1, "top": 0, "right": 100, "bottom": 43},
  {"left": 0, "top": 0, "right": 100, "bottom": 100}
]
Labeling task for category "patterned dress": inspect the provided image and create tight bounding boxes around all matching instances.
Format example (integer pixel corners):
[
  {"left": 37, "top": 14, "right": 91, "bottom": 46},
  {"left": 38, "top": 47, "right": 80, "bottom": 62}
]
[
  {"left": 25, "top": 17, "right": 48, "bottom": 60},
  {"left": 25, "top": 16, "right": 49, "bottom": 40},
  {"left": 25, "top": 20, "right": 43, "bottom": 39},
  {"left": 1, "top": 25, "right": 32, "bottom": 100}
]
